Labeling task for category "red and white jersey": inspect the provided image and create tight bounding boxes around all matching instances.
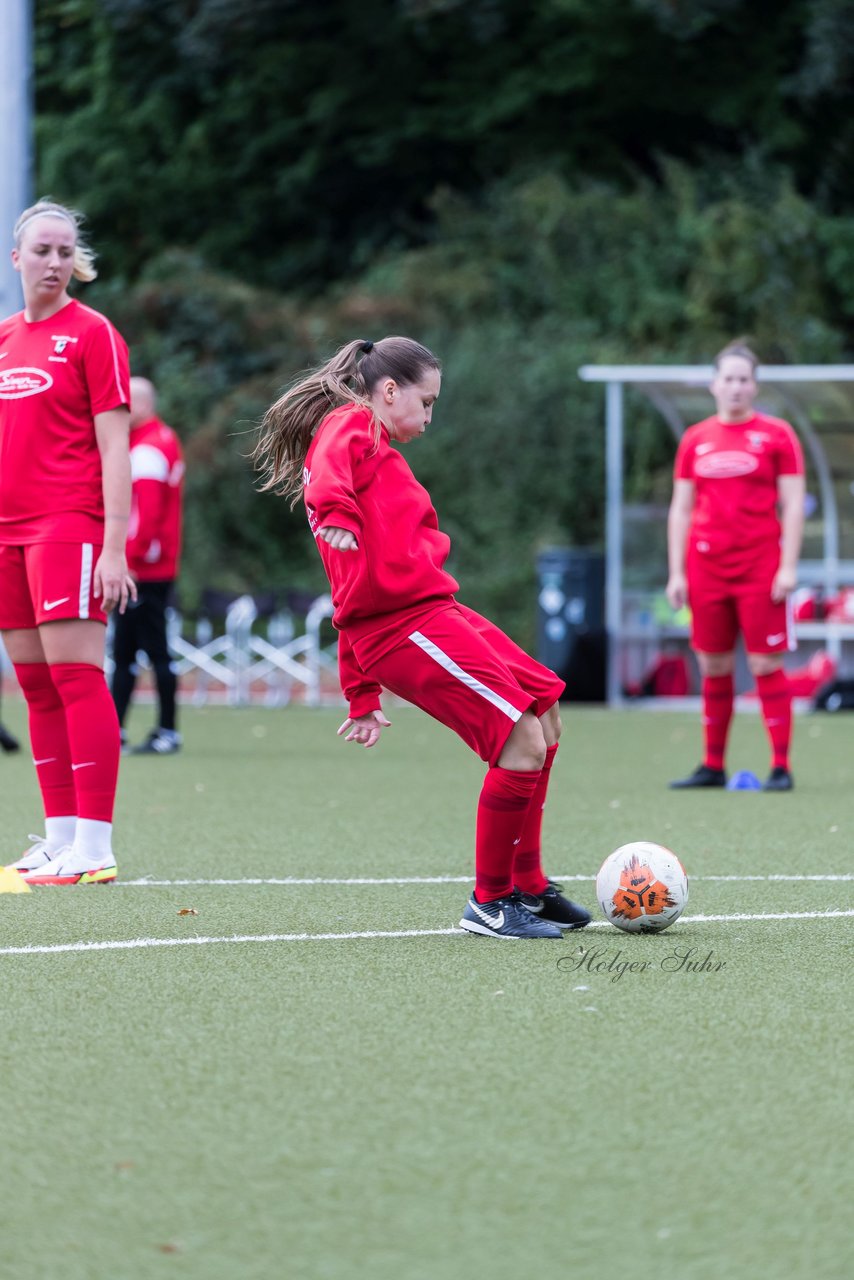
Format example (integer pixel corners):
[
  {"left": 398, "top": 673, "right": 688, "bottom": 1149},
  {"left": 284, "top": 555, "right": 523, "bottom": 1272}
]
[
  {"left": 304, "top": 403, "right": 460, "bottom": 710},
  {"left": 0, "top": 298, "right": 130, "bottom": 544},
  {"left": 126, "top": 416, "right": 185, "bottom": 581},
  {"left": 674, "top": 411, "right": 804, "bottom": 577}
]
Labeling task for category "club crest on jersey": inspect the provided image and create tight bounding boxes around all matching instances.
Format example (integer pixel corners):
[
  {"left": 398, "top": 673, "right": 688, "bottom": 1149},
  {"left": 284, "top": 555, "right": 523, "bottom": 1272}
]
[
  {"left": 0, "top": 367, "right": 54, "bottom": 399},
  {"left": 694, "top": 450, "right": 759, "bottom": 479},
  {"left": 49, "top": 334, "right": 78, "bottom": 363},
  {"left": 745, "top": 431, "right": 769, "bottom": 451}
]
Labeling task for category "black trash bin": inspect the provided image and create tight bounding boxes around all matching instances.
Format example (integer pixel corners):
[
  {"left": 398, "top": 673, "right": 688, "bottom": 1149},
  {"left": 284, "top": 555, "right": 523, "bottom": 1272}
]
[{"left": 536, "top": 548, "right": 607, "bottom": 702}]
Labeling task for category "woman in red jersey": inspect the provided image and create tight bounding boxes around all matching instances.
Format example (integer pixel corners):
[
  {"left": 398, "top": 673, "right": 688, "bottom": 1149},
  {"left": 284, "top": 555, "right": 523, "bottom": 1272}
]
[
  {"left": 0, "top": 199, "right": 135, "bottom": 885},
  {"left": 666, "top": 341, "right": 805, "bottom": 791},
  {"left": 255, "top": 336, "right": 590, "bottom": 938}
]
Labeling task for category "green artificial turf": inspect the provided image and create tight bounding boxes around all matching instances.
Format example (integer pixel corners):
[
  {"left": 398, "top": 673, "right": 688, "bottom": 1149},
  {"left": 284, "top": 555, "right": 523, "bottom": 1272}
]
[{"left": 0, "top": 699, "right": 851, "bottom": 1280}]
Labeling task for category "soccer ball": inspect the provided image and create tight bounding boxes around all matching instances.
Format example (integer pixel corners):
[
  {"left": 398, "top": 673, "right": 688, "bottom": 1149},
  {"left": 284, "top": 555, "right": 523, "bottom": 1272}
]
[{"left": 596, "top": 841, "right": 688, "bottom": 933}]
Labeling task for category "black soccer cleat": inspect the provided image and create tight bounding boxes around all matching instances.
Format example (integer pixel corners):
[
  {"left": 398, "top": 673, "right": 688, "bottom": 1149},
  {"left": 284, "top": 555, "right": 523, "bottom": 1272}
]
[
  {"left": 0, "top": 723, "right": 21, "bottom": 754},
  {"left": 459, "top": 891, "right": 563, "bottom": 939},
  {"left": 669, "top": 764, "right": 726, "bottom": 789},
  {"left": 515, "top": 880, "right": 591, "bottom": 930},
  {"left": 763, "top": 766, "right": 794, "bottom": 792},
  {"left": 131, "top": 728, "right": 182, "bottom": 756}
]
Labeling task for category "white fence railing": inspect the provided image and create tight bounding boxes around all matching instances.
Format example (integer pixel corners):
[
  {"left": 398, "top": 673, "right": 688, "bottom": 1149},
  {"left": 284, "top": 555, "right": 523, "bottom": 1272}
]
[
  {"left": 161, "top": 593, "right": 337, "bottom": 706},
  {"left": 0, "top": 593, "right": 338, "bottom": 708}
]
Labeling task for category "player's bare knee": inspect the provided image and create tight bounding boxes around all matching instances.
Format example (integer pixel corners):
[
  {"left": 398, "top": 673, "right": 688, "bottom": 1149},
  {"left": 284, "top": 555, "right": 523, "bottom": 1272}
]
[
  {"left": 540, "top": 701, "right": 562, "bottom": 746},
  {"left": 498, "top": 712, "right": 546, "bottom": 772},
  {"left": 747, "top": 653, "right": 783, "bottom": 678},
  {"left": 696, "top": 650, "right": 735, "bottom": 678},
  {"left": 1, "top": 627, "right": 46, "bottom": 665}
]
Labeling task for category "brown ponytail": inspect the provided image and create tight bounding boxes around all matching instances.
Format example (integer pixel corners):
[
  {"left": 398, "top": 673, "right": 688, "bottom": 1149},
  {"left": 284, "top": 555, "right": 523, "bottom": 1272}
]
[{"left": 253, "top": 336, "right": 440, "bottom": 505}]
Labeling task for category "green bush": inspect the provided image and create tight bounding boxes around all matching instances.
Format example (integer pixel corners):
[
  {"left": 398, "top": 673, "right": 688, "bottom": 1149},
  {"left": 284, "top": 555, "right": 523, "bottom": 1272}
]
[{"left": 81, "top": 162, "right": 854, "bottom": 646}]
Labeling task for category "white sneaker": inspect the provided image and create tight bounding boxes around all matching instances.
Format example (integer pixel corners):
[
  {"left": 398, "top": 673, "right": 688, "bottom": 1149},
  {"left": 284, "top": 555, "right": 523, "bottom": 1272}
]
[
  {"left": 24, "top": 847, "right": 117, "bottom": 886},
  {"left": 7, "top": 836, "right": 55, "bottom": 873}
]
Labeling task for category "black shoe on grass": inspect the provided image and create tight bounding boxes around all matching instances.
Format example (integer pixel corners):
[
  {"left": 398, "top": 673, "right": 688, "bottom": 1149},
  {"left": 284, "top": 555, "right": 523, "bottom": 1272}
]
[
  {"left": 459, "top": 892, "right": 563, "bottom": 939},
  {"left": 516, "top": 880, "right": 591, "bottom": 930},
  {"left": 763, "top": 766, "right": 794, "bottom": 792},
  {"left": 132, "top": 728, "right": 182, "bottom": 755},
  {"left": 669, "top": 764, "right": 726, "bottom": 789},
  {"left": 0, "top": 724, "right": 20, "bottom": 754}
]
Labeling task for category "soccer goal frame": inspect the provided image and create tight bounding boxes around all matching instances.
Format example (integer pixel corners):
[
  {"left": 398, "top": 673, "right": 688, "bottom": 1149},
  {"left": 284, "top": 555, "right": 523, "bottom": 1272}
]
[{"left": 578, "top": 364, "right": 854, "bottom": 705}]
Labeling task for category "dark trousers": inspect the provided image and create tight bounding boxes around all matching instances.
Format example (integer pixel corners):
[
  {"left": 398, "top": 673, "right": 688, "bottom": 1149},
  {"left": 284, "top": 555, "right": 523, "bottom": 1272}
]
[{"left": 111, "top": 580, "right": 177, "bottom": 731}]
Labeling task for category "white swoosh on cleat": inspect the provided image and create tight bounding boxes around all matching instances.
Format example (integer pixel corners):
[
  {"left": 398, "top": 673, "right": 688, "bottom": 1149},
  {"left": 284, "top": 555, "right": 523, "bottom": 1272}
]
[{"left": 469, "top": 900, "right": 504, "bottom": 929}]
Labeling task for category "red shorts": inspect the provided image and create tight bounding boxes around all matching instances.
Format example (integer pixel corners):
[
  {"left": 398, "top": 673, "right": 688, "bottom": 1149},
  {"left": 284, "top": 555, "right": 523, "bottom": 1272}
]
[
  {"left": 687, "top": 561, "right": 794, "bottom": 655},
  {"left": 355, "top": 602, "right": 565, "bottom": 766},
  {"left": 0, "top": 542, "right": 107, "bottom": 629}
]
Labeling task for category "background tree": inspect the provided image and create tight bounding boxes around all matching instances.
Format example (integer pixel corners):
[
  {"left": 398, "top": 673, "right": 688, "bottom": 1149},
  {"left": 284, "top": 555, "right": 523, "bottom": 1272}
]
[
  {"left": 36, "top": 0, "right": 854, "bottom": 290},
  {"left": 28, "top": 0, "right": 854, "bottom": 643}
]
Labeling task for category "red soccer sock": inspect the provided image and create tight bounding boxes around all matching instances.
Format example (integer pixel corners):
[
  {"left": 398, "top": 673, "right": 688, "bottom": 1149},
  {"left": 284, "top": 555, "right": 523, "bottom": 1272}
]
[
  {"left": 702, "top": 673, "right": 734, "bottom": 770},
  {"left": 513, "top": 743, "right": 559, "bottom": 895},
  {"left": 50, "top": 663, "right": 121, "bottom": 822},
  {"left": 13, "top": 662, "right": 77, "bottom": 818},
  {"left": 474, "top": 766, "right": 540, "bottom": 902},
  {"left": 755, "top": 668, "right": 792, "bottom": 770}
]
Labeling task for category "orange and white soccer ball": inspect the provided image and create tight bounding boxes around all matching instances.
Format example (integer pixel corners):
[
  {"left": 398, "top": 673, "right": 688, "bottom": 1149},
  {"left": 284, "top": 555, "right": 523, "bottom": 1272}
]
[{"left": 596, "top": 841, "right": 688, "bottom": 933}]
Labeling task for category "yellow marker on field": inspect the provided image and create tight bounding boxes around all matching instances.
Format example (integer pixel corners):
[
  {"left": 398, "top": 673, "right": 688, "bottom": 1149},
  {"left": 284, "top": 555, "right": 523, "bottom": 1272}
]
[{"left": 0, "top": 865, "right": 31, "bottom": 893}]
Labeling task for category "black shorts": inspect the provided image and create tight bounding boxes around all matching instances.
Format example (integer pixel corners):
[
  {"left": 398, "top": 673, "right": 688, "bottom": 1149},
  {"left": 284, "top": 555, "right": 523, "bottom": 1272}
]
[{"left": 111, "top": 580, "right": 174, "bottom": 667}]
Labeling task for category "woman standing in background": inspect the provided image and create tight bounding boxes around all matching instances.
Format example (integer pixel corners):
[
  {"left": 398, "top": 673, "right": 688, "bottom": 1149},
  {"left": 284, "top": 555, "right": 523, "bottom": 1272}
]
[
  {"left": 666, "top": 341, "right": 805, "bottom": 791},
  {"left": 0, "top": 199, "right": 135, "bottom": 884}
]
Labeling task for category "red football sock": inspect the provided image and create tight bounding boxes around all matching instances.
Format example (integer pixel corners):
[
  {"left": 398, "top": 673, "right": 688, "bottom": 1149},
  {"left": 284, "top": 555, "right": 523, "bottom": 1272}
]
[
  {"left": 702, "top": 673, "right": 734, "bottom": 770},
  {"left": 513, "top": 743, "right": 559, "bottom": 895},
  {"left": 755, "top": 669, "right": 792, "bottom": 770},
  {"left": 474, "top": 766, "right": 540, "bottom": 902},
  {"left": 49, "top": 663, "right": 121, "bottom": 822},
  {"left": 13, "top": 662, "right": 77, "bottom": 818}
]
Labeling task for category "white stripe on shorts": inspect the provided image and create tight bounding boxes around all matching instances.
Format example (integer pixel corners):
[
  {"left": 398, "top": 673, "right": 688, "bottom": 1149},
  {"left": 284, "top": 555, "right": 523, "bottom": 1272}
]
[
  {"left": 786, "top": 592, "right": 797, "bottom": 652},
  {"left": 407, "top": 630, "right": 522, "bottom": 722},
  {"left": 79, "top": 544, "right": 93, "bottom": 619}
]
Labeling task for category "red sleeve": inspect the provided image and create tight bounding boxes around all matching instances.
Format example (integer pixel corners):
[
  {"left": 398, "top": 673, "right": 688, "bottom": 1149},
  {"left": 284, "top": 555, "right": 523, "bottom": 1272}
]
[
  {"left": 81, "top": 317, "right": 130, "bottom": 416},
  {"left": 337, "top": 631, "right": 383, "bottom": 719},
  {"left": 304, "top": 411, "right": 373, "bottom": 539},
  {"left": 777, "top": 424, "right": 805, "bottom": 476},
  {"left": 127, "top": 478, "right": 169, "bottom": 568},
  {"left": 674, "top": 431, "right": 695, "bottom": 481}
]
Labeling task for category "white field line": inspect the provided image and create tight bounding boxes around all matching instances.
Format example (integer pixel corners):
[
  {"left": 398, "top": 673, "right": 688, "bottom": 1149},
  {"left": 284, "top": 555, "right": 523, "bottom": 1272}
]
[
  {"left": 1, "top": 910, "right": 852, "bottom": 957},
  {"left": 118, "top": 873, "right": 854, "bottom": 887}
]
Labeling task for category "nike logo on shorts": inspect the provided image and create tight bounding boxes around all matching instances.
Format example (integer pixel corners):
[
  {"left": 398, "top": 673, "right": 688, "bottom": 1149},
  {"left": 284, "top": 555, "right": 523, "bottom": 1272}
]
[
  {"left": 42, "top": 597, "right": 71, "bottom": 612},
  {"left": 766, "top": 632, "right": 786, "bottom": 645},
  {"left": 71, "top": 761, "right": 96, "bottom": 771}
]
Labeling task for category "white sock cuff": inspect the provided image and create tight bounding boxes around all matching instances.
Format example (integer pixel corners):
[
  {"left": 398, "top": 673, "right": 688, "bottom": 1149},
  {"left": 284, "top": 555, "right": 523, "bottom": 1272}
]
[
  {"left": 72, "top": 817, "right": 113, "bottom": 862},
  {"left": 45, "top": 815, "right": 77, "bottom": 852}
]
